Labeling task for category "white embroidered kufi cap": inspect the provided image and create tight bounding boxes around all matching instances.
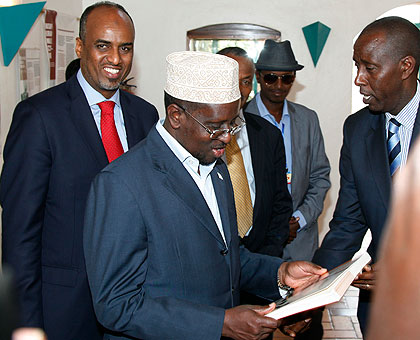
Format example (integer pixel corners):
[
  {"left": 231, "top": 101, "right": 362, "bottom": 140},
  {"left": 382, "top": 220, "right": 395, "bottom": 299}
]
[{"left": 164, "top": 51, "right": 241, "bottom": 104}]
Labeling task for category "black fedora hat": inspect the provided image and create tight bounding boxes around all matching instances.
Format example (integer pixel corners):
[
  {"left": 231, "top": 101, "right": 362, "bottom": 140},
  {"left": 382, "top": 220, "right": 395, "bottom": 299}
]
[{"left": 255, "top": 40, "right": 304, "bottom": 71}]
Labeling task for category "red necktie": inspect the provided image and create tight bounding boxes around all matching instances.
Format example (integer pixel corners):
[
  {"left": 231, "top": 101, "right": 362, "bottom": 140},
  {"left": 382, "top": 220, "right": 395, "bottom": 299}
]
[{"left": 98, "top": 101, "right": 124, "bottom": 162}]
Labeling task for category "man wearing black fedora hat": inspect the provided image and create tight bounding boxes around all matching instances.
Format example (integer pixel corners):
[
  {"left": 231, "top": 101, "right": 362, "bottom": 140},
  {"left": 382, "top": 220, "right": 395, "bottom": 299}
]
[{"left": 245, "top": 40, "right": 330, "bottom": 264}]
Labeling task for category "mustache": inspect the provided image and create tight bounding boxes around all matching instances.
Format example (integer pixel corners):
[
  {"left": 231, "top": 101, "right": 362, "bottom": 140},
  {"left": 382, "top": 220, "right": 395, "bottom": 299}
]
[{"left": 212, "top": 142, "right": 227, "bottom": 149}]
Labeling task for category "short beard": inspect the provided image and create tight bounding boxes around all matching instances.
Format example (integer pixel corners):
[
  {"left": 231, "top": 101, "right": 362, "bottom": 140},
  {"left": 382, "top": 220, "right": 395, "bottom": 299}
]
[
  {"left": 99, "top": 80, "right": 121, "bottom": 91},
  {"left": 199, "top": 159, "right": 214, "bottom": 166},
  {"left": 191, "top": 150, "right": 215, "bottom": 166}
]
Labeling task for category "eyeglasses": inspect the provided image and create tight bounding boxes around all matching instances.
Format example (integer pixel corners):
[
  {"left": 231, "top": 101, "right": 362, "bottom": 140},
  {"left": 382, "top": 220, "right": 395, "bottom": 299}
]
[
  {"left": 262, "top": 73, "right": 295, "bottom": 85},
  {"left": 177, "top": 105, "right": 245, "bottom": 140}
]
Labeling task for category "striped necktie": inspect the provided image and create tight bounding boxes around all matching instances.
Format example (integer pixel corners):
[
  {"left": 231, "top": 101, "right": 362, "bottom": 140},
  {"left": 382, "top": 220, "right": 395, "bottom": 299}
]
[
  {"left": 387, "top": 118, "right": 401, "bottom": 176},
  {"left": 225, "top": 135, "right": 253, "bottom": 237}
]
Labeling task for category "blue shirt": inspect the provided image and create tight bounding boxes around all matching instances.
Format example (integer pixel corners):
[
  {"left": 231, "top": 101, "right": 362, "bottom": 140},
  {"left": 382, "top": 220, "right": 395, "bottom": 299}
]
[
  {"left": 76, "top": 69, "right": 128, "bottom": 152},
  {"left": 255, "top": 93, "right": 307, "bottom": 230}
]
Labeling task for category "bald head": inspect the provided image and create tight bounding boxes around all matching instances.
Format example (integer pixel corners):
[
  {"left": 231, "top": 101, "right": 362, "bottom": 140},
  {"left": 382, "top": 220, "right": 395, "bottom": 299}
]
[
  {"left": 217, "top": 47, "right": 255, "bottom": 108},
  {"left": 79, "top": 1, "right": 134, "bottom": 40},
  {"left": 359, "top": 16, "right": 420, "bottom": 70}
]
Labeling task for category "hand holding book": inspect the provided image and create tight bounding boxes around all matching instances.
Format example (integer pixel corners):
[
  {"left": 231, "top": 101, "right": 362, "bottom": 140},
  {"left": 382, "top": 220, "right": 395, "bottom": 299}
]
[
  {"left": 277, "top": 261, "right": 328, "bottom": 294},
  {"left": 268, "top": 252, "right": 371, "bottom": 320},
  {"left": 352, "top": 262, "right": 377, "bottom": 291},
  {"left": 222, "top": 261, "right": 327, "bottom": 339}
]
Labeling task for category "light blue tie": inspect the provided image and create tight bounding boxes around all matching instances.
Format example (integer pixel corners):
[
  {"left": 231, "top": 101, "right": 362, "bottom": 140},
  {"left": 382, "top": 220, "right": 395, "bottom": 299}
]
[{"left": 387, "top": 118, "right": 401, "bottom": 176}]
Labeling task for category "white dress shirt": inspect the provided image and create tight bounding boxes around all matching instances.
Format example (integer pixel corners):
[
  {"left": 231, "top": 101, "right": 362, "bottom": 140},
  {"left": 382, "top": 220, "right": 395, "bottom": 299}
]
[
  {"left": 385, "top": 81, "right": 420, "bottom": 171},
  {"left": 156, "top": 119, "right": 226, "bottom": 244},
  {"left": 77, "top": 69, "right": 128, "bottom": 152}
]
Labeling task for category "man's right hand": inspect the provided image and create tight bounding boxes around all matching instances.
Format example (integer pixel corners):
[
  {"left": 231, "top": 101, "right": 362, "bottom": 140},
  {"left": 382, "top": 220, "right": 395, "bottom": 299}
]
[
  {"left": 278, "top": 261, "right": 328, "bottom": 293},
  {"left": 222, "top": 303, "right": 280, "bottom": 340}
]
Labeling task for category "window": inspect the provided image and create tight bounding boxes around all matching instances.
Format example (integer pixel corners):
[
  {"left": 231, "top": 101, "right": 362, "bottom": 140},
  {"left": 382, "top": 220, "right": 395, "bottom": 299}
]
[{"left": 187, "top": 23, "right": 281, "bottom": 98}]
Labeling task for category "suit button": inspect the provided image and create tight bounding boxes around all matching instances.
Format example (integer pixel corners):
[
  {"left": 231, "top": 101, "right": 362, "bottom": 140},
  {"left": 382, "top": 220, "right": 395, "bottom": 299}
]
[{"left": 220, "top": 248, "right": 228, "bottom": 255}]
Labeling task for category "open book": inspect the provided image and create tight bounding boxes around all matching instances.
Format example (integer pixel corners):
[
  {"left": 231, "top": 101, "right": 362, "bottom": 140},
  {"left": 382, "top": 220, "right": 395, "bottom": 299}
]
[{"left": 267, "top": 252, "right": 371, "bottom": 320}]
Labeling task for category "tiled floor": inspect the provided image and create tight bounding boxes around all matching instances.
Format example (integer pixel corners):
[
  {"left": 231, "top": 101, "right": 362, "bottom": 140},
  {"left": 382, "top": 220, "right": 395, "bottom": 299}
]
[{"left": 274, "top": 286, "right": 363, "bottom": 340}]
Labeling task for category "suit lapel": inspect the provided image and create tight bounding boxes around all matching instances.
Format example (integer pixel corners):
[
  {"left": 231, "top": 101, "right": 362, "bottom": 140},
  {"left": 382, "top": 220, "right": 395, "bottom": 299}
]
[
  {"left": 120, "top": 92, "right": 140, "bottom": 148},
  {"left": 67, "top": 77, "right": 109, "bottom": 168},
  {"left": 362, "top": 103, "right": 420, "bottom": 208},
  {"left": 243, "top": 97, "right": 259, "bottom": 116},
  {"left": 365, "top": 113, "right": 391, "bottom": 207},
  {"left": 149, "top": 130, "right": 226, "bottom": 246},
  {"left": 288, "top": 103, "right": 300, "bottom": 199},
  {"left": 243, "top": 113, "right": 263, "bottom": 222},
  {"left": 211, "top": 161, "right": 232, "bottom": 245}
]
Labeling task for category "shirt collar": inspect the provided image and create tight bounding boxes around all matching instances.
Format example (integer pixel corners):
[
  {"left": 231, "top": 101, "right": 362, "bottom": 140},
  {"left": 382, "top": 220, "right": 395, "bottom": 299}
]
[
  {"left": 385, "top": 80, "right": 420, "bottom": 130},
  {"left": 76, "top": 69, "right": 121, "bottom": 109},
  {"left": 283, "top": 100, "right": 290, "bottom": 117},
  {"left": 155, "top": 119, "right": 216, "bottom": 177},
  {"left": 256, "top": 92, "right": 289, "bottom": 120}
]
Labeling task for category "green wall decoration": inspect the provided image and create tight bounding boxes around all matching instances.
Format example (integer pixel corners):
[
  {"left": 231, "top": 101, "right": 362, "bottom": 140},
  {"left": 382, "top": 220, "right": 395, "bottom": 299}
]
[
  {"left": 302, "top": 21, "right": 331, "bottom": 67},
  {"left": 0, "top": 2, "right": 46, "bottom": 66}
]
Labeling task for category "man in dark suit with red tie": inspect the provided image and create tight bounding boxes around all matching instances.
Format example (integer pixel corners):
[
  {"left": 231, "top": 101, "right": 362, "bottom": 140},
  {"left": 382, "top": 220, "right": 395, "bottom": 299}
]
[{"left": 0, "top": 2, "right": 158, "bottom": 340}]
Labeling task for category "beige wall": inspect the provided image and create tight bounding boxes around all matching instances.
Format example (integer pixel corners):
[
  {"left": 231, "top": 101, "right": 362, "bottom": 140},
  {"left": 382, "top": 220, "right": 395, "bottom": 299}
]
[
  {"left": 82, "top": 0, "right": 416, "bottom": 238},
  {"left": 0, "top": 0, "right": 417, "bottom": 249},
  {"left": 0, "top": 0, "right": 83, "bottom": 162}
]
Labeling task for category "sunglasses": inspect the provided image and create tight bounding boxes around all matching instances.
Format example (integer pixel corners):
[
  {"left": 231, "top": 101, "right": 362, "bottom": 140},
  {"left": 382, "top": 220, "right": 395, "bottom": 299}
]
[{"left": 262, "top": 73, "right": 295, "bottom": 85}]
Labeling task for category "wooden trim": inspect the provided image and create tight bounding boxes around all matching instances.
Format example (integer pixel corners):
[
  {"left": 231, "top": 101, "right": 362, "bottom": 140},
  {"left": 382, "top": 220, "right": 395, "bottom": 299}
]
[{"left": 187, "top": 23, "right": 280, "bottom": 49}]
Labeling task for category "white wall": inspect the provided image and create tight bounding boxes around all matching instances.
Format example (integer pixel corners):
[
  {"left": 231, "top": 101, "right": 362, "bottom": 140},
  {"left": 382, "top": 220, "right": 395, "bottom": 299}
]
[{"left": 0, "top": 0, "right": 417, "bottom": 244}]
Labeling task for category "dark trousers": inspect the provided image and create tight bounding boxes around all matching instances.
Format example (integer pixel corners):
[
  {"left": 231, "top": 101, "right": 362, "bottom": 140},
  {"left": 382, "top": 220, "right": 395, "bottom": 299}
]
[
  {"left": 293, "top": 309, "right": 323, "bottom": 340},
  {"left": 357, "top": 288, "right": 371, "bottom": 336}
]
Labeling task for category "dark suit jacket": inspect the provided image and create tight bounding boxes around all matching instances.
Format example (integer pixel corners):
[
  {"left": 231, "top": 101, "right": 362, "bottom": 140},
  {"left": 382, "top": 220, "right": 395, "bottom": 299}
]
[
  {"left": 0, "top": 75, "right": 158, "bottom": 340},
  {"left": 83, "top": 127, "right": 283, "bottom": 340},
  {"left": 313, "top": 104, "right": 420, "bottom": 332},
  {"left": 240, "top": 112, "right": 292, "bottom": 257}
]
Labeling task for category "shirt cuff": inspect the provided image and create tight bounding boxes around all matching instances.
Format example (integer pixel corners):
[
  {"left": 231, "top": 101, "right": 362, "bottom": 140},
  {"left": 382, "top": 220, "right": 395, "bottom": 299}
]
[
  {"left": 278, "top": 287, "right": 289, "bottom": 299},
  {"left": 293, "top": 210, "right": 307, "bottom": 231}
]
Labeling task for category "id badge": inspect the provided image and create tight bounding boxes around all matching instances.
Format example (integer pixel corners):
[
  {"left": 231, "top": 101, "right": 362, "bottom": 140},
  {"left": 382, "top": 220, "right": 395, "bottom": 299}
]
[{"left": 286, "top": 171, "right": 292, "bottom": 185}]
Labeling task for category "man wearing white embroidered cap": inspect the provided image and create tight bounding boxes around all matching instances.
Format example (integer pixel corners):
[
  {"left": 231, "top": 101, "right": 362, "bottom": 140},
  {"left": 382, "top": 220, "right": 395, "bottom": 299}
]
[{"left": 83, "top": 51, "right": 326, "bottom": 340}]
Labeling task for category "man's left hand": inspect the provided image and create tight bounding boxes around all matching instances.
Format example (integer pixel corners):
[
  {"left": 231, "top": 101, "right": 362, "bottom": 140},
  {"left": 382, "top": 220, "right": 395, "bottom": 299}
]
[
  {"left": 352, "top": 263, "right": 377, "bottom": 291},
  {"left": 287, "top": 217, "right": 300, "bottom": 244},
  {"left": 278, "top": 261, "right": 328, "bottom": 293}
]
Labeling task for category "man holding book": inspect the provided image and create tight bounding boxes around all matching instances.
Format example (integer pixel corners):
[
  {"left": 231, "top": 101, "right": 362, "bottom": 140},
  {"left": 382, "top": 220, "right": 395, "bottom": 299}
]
[
  {"left": 313, "top": 16, "right": 420, "bottom": 335},
  {"left": 83, "top": 51, "right": 327, "bottom": 340}
]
